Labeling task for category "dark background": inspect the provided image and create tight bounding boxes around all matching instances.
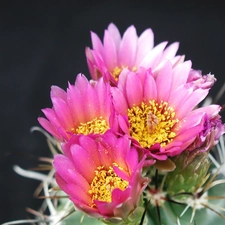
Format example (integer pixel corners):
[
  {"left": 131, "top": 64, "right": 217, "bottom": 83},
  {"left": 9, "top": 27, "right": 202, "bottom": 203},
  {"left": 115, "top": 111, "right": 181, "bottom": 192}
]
[{"left": 1, "top": 1, "right": 225, "bottom": 223}]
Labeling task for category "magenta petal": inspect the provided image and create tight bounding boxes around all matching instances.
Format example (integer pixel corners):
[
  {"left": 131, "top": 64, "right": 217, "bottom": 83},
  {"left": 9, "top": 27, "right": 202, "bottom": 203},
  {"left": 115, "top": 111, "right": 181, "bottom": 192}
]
[
  {"left": 53, "top": 155, "right": 90, "bottom": 191},
  {"left": 79, "top": 135, "right": 102, "bottom": 166},
  {"left": 111, "top": 188, "right": 130, "bottom": 204},
  {"left": 82, "top": 84, "right": 100, "bottom": 121},
  {"left": 95, "top": 201, "right": 114, "bottom": 217},
  {"left": 55, "top": 173, "right": 70, "bottom": 193},
  {"left": 41, "top": 108, "right": 61, "bottom": 128},
  {"left": 125, "top": 147, "right": 139, "bottom": 173},
  {"left": 52, "top": 97, "right": 73, "bottom": 130},
  {"left": 38, "top": 117, "right": 61, "bottom": 140},
  {"left": 67, "top": 84, "right": 86, "bottom": 124},
  {"left": 113, "top": 166, "right": 130, "bottom": 181},
  {"left": 117, "top": 115, "right": 130, "bottom": 134},
  {"left": 70, "top": 144, "right": 96, "bottom": 183},
  {"left": 96, "top": 141, "right": 113, "bottom": 167},
  {"left": 113, "top": 135, "right": 130, "bottom": 169},
  {"left": 66, "top": 183, "right": 92, "bottom": 206}
]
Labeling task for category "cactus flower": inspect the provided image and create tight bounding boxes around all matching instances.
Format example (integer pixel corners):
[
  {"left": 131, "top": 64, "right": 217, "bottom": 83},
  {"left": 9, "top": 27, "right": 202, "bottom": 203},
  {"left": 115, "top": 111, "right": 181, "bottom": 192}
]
[
  {"left": 53, "top": 132, "right": 151, "bottom": 223},
  {"left": 86, "top": 23, "right": 183, "bottom": 84},
  {"left": 38, "top": 75, "right": 117, "bottom": 141},
  {"left": 111, "top": 62, "right": 219, "bottom": 158}
]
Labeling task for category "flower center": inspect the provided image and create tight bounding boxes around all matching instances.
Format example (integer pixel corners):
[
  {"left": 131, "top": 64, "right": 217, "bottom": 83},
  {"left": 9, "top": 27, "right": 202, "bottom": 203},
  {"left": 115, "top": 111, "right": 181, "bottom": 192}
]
[
  {"left": 111, "top": 66, "right": 124, "bottom": 80},
  {"left": 88, "top": 164, "right": 129, "bottom": 207},
  {"left": 111, "top": 66, "right": 137, "bottom": 81},
  {"left": 75, "top": 117, "right": 109, "bottom": 135},
  {"left": 127, "top": 100, "right": 179, "bottom": 148}
]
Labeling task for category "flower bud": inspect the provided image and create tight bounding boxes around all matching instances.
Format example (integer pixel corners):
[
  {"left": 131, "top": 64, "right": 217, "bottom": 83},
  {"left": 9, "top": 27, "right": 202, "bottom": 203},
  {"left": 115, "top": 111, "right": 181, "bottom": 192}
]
[{"left": 165, "top": 150, "right": 210, "bottom": 197}]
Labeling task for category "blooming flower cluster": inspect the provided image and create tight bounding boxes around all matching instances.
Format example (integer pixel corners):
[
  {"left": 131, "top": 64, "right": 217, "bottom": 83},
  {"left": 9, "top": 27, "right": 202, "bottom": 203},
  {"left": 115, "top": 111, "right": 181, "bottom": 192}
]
[{"left": 36, "top": 23, "right": 225, "bottom": 225}]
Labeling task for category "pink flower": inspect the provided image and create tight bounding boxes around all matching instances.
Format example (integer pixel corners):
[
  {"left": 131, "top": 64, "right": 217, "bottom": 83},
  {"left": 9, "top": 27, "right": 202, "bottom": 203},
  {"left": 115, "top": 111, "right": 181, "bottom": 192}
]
[
  {"left": 186, "top": 106, "right": 225, "bottom": 152},
  {"left": 111, "top": 61, "right": 219, "bottom": 158},
  {"left": 38, "top": 75, "right": 117, "bottom": 141},
  {"left": 53, "top": 132, "right": 150, "bottom": 222},
  {"left": 86, "top": 23, "right": 183, "bottom": 84}
]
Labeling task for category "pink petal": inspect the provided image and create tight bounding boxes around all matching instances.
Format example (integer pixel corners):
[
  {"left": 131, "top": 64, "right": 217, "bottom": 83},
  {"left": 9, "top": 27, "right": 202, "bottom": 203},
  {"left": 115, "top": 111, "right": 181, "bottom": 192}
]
[
  {"left": 192, "top": 104, "right": 221, "bottom": 118},
  {"left": 91, "top": 31, "right": 104, "bottom": 54},
  {"left": 176, "top": 89, "right": 209, "bottom": 118},
  {"left": 75, "top": 74, "right": 89, "bottom": 92},
  {"left": 125, "top": 72, "right": 143, "bottom": 107},
  {"left": 161, "top": 42, "right": 179, "bottom": 61},
  {"left": 107, "top": 23, "right": 121, "bottom": 51},
  {"left": 82, "top": 83, "right": 100, "bottom": 121},
  {"left": 117, "top": 68, "right": 130, "bottom": 96},
  {"left": 143, "top": 72, "right": 157, "bottom": 100},
  {"left": 135, "top": 28, "right": 154, "bottom": 66},
  {"left": 103, "top": 30, "right": 117, "bottom": 70},
  {"left": 95, "top": 78, "right": 111, "bottom": 117},
  {"left": 171, "top": 55, "right": 185, "bottom": 68},
  {"left": 67, "top": 84, "right": 86, "bottom": 124},
  {"left": 139, "top": 42, "right": 168, "bottom": 68},
  {"left": 170, "top": 60, "right": 192, "bottom": 91},
  {"left": 111, "top": 87, "right": 128, "bottom": 115},
  {"left": 174, "top": 124, "right": 203, "bottom": 148},
  {"left": 50, "top": 85, "right": 67, "bottom": 101},
  {"left": 156, "top": 61, "right": 172, "bottom": 101},
  {"left": 85, "top": 47, "right": 97, "bottom": 79},
  {"left": 168, "top": 85, "right": 193, "bottom": 109},
  {"left": 177, "top": 111, "right": 205, "bottom": 134},
  {"left": 118, "top": 25, "right": 137, "bottom": 67}
]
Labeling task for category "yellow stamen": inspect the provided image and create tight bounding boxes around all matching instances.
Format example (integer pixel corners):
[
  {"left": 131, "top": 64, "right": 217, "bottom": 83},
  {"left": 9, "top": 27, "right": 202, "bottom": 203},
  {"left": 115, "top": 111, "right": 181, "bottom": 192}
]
[
  {"left": 111, "top": 66, "right": 137, "bottom": 81},
  {"left": 111, "top": 66, "right": 125, "bottom": 81},
  {"left": 127, "top": 100, "right": 179, "bottom": 148},
  {"left": 75, "top": 117, "right": 109, "bottom": 135},
  {"left": 88, "top": 164, "right": 128, "bottom": 207}
]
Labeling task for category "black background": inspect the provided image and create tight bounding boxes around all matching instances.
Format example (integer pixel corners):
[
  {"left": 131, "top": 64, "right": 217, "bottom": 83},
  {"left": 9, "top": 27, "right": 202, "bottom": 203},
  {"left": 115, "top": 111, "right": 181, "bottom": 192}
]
[{"left": 1, "top": 1, "right": 225, "bottom": 223}]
